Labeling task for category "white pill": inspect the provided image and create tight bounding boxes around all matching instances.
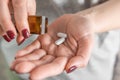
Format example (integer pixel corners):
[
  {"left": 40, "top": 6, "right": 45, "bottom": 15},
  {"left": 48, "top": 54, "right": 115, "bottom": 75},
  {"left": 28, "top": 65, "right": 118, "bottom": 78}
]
[
  {"left": 57, "top": 32, "right": 67, "bottom": 38},
  {"left": 55, "top": 37, "right": 65, "bottom": 45}
]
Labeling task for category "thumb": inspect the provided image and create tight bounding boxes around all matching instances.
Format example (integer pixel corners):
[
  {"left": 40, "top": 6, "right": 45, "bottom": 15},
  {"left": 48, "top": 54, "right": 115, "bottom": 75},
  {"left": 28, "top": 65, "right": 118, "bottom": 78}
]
[{"left": 66, "top": 35, "right": 94, "bottom": 73}]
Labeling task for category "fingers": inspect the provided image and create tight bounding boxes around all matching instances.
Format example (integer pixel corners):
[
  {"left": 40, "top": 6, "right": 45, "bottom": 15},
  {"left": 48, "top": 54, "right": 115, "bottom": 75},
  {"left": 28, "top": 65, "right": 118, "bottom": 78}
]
[
  {"left": 11, "top": 57, "right": 28, "bottom": 71},
  {"left": 11, "top": 49, "right": 46, "bottom": 70},
  {"left": 66, "top": 56, "right": 87, "bottom": 73},
  {"left": 39, "top": 34, "right": 53, "bottom": 50},
  {"left": 66, "top": 36, "right": 94, "bottom": 73},
  {"left": 25, "top": 49, "right": 46, "bottom": 61},
  {"left": 0, "top": 1, "right": 16, "bottom": 41},
  {"left": 39, "top": 34, "right": 57, "bottom": 55},
  {"left": 13, "top": 55, "right": 55, "bottom": 73},
  {"left": 30, "top": 57, "right": 68, "bottom": 80},
  {"left": 15, "top": 61, "right": 36, "bottom": 74},
  {"left": 16, "top": 34, "right": 55, "bottom": 58},
  {"left": 15, "top": 39, "right": 40, "bottom": 58},
  {"left": 12, "top": 0, "right": 30, "bottom": 44}
]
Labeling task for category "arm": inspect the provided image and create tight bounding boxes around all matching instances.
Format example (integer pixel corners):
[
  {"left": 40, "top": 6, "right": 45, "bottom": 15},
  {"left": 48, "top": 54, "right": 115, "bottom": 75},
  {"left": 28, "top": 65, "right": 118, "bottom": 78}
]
[
  {"left": 11, "top": 0, "right": 120, "bottom": 80},
  {"left": 76, "top": 0, "right": 120, "bottom": 33}
]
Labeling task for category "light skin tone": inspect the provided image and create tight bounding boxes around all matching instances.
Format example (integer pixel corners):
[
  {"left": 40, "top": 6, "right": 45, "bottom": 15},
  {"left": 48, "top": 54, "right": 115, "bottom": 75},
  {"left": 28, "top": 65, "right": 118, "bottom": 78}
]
[
  {"left": 9, "top": 0, "right": 120, "bottom": 80},
  {"left": 11, "top": 14, "right": 94, "bottom": 80},
  {"left": 0, "top": 0, "right": 36, "bottom": 45}
]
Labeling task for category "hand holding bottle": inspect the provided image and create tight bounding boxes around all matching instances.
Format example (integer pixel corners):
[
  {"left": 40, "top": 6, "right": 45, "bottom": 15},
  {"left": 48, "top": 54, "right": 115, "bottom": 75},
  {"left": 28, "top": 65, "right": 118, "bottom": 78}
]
[{"left": 0, "top": 0, "right": 36, "bottom": 45}]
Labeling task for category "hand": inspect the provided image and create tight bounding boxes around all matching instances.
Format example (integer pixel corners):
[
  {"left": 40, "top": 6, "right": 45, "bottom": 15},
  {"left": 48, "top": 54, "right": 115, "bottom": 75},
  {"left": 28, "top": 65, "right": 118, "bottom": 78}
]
[
  {"left": 0, "top": 0, "right": 36, "bottom": 45},
  {"left": 11, "top": 14, "right": 94, "bottom": 80}
]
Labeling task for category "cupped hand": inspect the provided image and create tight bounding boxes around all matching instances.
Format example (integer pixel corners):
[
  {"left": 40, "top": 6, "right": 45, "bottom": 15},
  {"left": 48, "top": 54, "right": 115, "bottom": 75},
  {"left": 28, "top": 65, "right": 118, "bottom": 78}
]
[
  {"left": 0, "top": 0, "right": 36, "bottom": 45},
  {"left": 11, "top": 14, "right": 94, "bottom": 80}
]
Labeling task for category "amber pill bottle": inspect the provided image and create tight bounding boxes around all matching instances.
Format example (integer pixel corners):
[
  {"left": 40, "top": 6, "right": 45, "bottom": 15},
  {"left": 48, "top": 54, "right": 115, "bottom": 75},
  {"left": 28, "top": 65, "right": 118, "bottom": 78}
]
[{"left": 28, "top": 16, "right": 48, "bottom": 34}]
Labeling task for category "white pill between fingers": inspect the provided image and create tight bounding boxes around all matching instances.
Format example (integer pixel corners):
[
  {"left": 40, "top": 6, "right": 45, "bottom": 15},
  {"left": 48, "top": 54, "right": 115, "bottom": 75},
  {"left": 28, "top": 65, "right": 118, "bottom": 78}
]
[
  {"left": 55, "top": 38, "right": 65, "bottom": 45},
  {"left": 57, "top": 32, "right": 67, "bottom": 38}
]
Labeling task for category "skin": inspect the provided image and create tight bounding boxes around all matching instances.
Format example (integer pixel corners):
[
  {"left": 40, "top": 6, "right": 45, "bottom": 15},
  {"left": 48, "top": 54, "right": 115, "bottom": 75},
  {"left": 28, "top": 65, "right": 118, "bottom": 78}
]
[
  {"left": 10, "top": 0, "right": 120, "bottom": 80},
  {"left": 11, "top": 14, "right": 94, "bottom": 80},
  {"left": 0, "top": 0, "right": 36, "bottom": 44}
]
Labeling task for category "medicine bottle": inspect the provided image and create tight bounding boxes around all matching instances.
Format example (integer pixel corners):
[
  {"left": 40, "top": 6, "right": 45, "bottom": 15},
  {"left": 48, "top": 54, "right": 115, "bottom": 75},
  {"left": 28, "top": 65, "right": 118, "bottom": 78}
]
[{"left": 28, "top": 16, "right": 48, "bottom": 34}]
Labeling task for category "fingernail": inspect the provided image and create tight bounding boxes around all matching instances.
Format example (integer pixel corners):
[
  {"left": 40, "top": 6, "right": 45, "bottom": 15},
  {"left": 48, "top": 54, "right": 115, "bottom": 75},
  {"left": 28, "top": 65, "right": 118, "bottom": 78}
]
[
  {"left": 7, "top": 30, "right": 15, "bottom": 39},
  {"left": 3, "top": 35, "right": 11, "bottom": 42},
  {"left": 22, "top": 29, "right": 30, "bottom": 39},
  {"left": 18, "top": 39, "right": 25, "bottom": 46},
  {"left": 67, "top": 66, "right": 77, "bottom": 73}
]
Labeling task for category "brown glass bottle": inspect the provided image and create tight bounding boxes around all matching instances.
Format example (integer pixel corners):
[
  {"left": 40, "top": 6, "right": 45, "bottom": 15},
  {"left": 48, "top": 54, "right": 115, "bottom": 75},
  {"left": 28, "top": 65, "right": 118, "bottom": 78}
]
[{"left": 28, "top": 16, "right": 48, "bottom": 34}]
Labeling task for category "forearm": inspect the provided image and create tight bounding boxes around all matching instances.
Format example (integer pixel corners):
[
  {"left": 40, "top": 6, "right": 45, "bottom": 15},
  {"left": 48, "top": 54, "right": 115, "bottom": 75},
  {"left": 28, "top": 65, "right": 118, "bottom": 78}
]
[{"left": 76, "top": 0, "right": 120, "bottom": 33}]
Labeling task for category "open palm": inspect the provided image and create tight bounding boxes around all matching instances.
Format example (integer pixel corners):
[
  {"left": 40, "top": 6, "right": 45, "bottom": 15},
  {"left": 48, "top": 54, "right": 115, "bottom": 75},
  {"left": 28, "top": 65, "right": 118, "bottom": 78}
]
[{"left": 11, "top": 14, "right": 94, "bottom": 80}]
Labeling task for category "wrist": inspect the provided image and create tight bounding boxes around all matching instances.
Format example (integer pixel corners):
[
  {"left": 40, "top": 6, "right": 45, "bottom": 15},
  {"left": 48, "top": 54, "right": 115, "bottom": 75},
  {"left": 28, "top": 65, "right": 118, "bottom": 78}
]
[
  {"left": 75, "top": 9, "right": 99, "bottom": 34},
  {"left": 76, "top": 0, "right": 120, "bottom": 33}
]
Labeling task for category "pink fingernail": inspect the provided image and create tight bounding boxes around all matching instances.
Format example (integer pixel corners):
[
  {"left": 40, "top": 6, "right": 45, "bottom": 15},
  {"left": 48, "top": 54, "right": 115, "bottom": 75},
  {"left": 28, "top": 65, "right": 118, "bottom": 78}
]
[{"left": 67, "top": 66, "right": 77, "bottom": 73}]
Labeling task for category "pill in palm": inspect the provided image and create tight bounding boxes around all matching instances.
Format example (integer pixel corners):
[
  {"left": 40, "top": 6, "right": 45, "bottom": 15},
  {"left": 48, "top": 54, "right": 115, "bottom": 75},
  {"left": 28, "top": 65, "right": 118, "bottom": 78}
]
[
  {"left": 57, "top": 32, "right": 67, "bottom": 38},
  {"left": 55, "top": 37, "right": 65, "bottom": 45}
]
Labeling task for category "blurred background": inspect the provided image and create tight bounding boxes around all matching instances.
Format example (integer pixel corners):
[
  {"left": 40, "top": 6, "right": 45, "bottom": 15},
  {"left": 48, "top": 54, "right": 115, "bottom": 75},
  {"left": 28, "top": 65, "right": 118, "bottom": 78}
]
[{"left": 0, "top": 0, "right": 120, "bottom": 80}]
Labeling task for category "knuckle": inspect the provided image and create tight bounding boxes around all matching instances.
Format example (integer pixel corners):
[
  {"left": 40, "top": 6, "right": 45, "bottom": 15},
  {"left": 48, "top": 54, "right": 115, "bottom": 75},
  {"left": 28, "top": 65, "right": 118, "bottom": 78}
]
[
  {"left": 0, "top": 19, "right": 10, "bottom": 27},
  {"left": 27, "top": 0, "right": 36, "bottom": 9},
  {"left": 13, "top": 0, "right": 26, "bottom": 7},
  {"left": 0, "top": 0, "right": 8, "bottom": 3}
]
